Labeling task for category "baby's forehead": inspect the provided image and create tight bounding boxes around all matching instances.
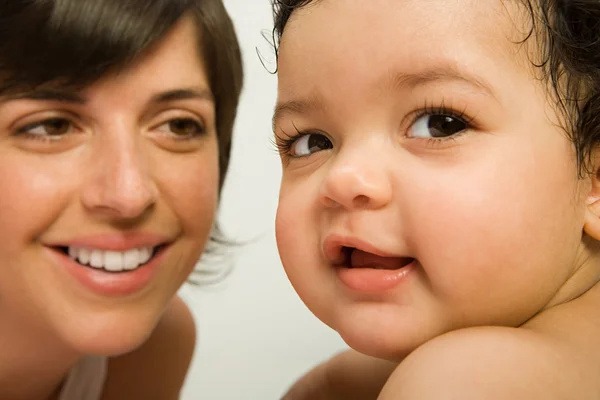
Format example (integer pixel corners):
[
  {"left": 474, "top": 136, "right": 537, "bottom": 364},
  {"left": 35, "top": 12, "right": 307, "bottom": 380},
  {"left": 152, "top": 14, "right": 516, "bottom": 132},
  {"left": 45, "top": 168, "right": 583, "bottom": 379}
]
[{"left": 278, "top": 0, "right": 537, "bottom": 90}]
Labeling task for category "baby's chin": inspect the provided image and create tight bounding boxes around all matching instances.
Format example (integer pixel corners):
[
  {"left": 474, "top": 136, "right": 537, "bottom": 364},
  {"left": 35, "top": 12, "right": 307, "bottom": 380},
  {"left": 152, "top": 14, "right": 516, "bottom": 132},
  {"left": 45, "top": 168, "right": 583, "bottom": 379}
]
[
  {"left": 338, "top": 326, "right": 427, "bottom": 362},
  {"left": 328, "top": 303, "right": 446, "bottom": 362}
]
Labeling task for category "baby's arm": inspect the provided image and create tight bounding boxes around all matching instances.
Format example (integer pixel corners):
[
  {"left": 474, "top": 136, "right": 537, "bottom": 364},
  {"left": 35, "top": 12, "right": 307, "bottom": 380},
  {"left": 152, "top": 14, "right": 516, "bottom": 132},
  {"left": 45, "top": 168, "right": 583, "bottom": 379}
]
[
  {"left": 282, "top": 349, "right": 397, "bottom": 399},
  {"left": 101, "top": 296, "right": 197, "bottom": 400}
]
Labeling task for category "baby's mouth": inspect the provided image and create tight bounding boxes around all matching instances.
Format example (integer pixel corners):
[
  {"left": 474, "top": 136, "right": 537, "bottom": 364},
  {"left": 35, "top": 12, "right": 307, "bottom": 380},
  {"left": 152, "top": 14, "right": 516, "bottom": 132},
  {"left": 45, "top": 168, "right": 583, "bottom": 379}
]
[{"left": 341, "top": 246, "right": 414, "bottom": 270}]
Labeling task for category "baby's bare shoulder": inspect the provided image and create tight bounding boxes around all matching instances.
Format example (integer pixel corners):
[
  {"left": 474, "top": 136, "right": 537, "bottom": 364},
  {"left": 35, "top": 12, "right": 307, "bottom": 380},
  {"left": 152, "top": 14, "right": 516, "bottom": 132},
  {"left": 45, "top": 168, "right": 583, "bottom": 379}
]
[{"left": 379, "top": 323, "right": 599, "bottom": 400}]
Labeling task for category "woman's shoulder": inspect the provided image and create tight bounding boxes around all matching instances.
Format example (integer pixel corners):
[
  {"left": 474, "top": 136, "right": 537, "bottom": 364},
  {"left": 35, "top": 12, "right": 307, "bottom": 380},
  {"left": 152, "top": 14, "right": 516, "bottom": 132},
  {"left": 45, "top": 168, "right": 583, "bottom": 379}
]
[
  {"left": 101, "top": 296, "right": 197, "bottom": 400},
  {"left": 379, "top": 287, "right": 600, "bottom": 400}
]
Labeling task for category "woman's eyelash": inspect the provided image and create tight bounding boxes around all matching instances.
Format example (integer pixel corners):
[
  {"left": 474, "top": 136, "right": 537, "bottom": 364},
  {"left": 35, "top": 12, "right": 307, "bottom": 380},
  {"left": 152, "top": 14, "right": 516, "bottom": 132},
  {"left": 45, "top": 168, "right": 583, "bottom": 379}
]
[
  {"left": 14, "top": 118, "right": 74, "bottom": 141},
  {"left": 162, "top": 118, "right": 207, "bottom": 140}
]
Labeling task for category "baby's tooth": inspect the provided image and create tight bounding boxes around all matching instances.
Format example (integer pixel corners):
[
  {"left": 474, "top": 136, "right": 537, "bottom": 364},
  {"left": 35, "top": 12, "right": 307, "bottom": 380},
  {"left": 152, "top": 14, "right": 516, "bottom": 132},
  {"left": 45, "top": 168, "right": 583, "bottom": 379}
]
[
  {"left": 68, "top": 247, "right": 77, "bottom": 259},
  {"left": 123, "top": 248, "right": 140, "bottom": 271},
  {"left": 89, "top": 250, "right": 104, "bottom": 268},
  {"left": 104, "top": 251, "right": 124, "bottom": 272}
]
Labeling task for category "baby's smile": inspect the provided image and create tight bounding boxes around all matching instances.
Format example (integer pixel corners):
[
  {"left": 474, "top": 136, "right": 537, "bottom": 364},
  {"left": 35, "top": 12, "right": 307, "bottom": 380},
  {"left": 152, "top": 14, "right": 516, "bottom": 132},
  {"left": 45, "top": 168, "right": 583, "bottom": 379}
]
[
  {"left": 345, "top": 247, "right": 413, "bottom": 271},
  {"left": 323, "top": 235, "right": 416, "bottom": 293}
]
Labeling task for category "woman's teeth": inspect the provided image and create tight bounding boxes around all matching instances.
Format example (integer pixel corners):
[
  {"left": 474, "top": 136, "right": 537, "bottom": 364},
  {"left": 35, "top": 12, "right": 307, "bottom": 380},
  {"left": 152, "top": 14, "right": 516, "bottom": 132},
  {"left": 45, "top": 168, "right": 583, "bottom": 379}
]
[{"left": 67, "top": 246, "right": 155, "bottom": 272}]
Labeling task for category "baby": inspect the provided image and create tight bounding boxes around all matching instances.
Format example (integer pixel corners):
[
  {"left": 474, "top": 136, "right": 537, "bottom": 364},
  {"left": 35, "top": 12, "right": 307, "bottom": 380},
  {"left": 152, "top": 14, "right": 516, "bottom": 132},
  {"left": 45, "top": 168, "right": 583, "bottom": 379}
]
[{"left": 271, "top": 0, "right": 600, "bottom": 398}]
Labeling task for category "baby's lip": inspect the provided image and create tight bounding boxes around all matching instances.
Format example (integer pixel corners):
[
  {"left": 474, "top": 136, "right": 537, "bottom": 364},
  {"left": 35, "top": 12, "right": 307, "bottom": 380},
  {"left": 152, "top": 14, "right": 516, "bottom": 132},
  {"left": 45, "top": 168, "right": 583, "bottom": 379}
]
[
  {"left": 322, "top": 234, "right": 403, "bottom": 265},
  {"left": 349, "top": 249, "right": 414, "bottom": 270}
]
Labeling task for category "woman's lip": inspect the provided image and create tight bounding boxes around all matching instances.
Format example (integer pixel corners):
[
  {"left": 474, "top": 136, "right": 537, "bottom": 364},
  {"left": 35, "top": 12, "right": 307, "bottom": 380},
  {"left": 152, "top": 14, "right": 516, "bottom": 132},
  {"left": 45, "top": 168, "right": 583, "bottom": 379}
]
[
  {"left": 47, "top": 244, "right": 169, "bottom": 297},
  {"left": 46, "top": 233, "right": 172, "bottom": 251},
  {"left": 335, "top": 259, "right": 416, "bottom": 293}
]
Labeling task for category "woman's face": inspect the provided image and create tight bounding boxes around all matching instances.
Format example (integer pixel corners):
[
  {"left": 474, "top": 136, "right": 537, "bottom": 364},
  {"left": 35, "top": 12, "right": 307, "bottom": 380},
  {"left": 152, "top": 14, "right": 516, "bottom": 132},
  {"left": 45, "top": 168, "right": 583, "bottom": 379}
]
[{"left": 0, "top": 16, "right": 218, "bottom": 355}]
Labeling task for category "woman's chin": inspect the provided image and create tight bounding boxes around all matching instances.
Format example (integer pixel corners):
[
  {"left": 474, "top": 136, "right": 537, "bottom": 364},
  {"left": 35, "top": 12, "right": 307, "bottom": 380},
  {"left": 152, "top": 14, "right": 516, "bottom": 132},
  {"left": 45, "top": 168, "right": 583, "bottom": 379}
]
[{"left": 56, "top": 314, "right": 160, "bottom": 357}]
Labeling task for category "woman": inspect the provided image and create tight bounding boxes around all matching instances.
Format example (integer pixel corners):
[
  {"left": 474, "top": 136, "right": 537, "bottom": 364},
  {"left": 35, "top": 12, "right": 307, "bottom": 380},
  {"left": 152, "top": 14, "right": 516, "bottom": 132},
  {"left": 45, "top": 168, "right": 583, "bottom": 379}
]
[{"left": 0, "top": 1, "right": 242, "bottom": 399}]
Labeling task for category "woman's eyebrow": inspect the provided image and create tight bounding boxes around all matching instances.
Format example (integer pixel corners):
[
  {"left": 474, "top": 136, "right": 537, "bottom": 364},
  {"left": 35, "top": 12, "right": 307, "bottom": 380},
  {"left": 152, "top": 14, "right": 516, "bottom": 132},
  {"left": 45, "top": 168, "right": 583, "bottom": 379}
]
[
  {"left": 149, "top": 88, "right": 214, "bottom": 104},
  {"left": 3, "top": 87, "right": 215, "bottom": 105},
  {"left": 5, "top": 89, "right": 86, "bottom": 104}
]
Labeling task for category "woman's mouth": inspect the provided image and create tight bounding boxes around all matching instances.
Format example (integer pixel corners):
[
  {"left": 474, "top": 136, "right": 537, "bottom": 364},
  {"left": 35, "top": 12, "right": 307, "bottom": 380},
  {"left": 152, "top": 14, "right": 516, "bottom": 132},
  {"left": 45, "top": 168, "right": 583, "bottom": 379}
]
[{"left": 57, "top": 245, "right": 166, "bottom": 273}]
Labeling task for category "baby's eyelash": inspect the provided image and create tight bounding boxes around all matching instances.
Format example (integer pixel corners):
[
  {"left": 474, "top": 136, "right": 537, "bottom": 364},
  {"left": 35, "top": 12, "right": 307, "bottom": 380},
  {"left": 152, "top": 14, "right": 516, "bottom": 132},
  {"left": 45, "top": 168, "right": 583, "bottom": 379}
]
[
  {"left": 405, "top": 101, "right": 478, "bottom": 147},
  {"left": 421, "top": 136, "right": 459, "bottom": 149},
  {"left": 272, "top": 124, "right": 307, "bottom": 156},
  {"left": 272, "top": 134, "right": 296, "bottom": 155},
  {"left": 412, "top": 101, "right": 476, "bottom": 128},
  {"left": 272, "top": 102, "right": 477, "bottom": 155}
]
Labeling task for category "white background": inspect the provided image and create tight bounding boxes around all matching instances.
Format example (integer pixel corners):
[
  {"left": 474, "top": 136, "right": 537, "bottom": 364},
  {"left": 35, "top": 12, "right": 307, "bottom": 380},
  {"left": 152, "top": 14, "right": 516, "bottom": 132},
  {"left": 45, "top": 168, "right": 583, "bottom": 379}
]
[{"left": 180, "top": 1, "right": 348, "bottom": 398}]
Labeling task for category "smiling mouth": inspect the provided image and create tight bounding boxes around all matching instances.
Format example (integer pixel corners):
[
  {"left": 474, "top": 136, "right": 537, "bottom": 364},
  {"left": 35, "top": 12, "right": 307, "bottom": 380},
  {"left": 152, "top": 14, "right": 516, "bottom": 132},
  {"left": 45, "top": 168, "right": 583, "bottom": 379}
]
[
  {"left": 340, "top": 246, "right": 414, "bottom": 270},
  {"left": 56, "top": 245, "right": 166, "bottom": 273}
]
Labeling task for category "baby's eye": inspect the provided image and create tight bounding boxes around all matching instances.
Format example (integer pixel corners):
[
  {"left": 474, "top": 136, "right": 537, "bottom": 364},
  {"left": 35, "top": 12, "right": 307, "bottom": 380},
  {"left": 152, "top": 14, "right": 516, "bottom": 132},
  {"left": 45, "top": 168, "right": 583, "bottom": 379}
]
[
  {"left": 409, "top": 114, "right": 468, "bottom": 139},
  {"left": 291, "top": 133, "right": 333, "bottom": 157},
  {"left": 18, "top": 118, "right": 72, "bottom": 137},
  {"left": 157, "top": 118, "right": 205, "bottom": 138}
]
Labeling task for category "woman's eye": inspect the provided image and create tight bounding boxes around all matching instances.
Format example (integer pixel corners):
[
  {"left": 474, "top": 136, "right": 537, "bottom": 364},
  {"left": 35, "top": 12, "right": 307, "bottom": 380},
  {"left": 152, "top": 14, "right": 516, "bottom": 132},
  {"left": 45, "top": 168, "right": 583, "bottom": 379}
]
[
  {"left": 410, "top": 114, "right": 468, "bottom": 139},
  {"left": 157, "top": 118, "right": 205, "bottom": 137},
  {"left": 291, "top": 133, "right": 333, "bottom": 157},
  {"left": 19, "top": 118, "right": 72, "bottom": 137}
]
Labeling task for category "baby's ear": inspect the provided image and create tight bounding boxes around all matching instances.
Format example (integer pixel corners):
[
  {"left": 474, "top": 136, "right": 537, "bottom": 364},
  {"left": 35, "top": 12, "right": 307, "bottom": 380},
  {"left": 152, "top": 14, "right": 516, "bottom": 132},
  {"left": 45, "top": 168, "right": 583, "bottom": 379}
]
[{"left": 583, "top": 157, "right": 600, "bottom": 240}]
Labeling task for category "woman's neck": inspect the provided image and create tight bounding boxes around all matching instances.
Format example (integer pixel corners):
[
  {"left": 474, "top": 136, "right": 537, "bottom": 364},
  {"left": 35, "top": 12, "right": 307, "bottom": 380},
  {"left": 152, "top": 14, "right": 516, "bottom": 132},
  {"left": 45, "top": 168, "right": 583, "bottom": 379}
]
[{"left": 0, "top": 304, "right": 81, "bottom": 400}]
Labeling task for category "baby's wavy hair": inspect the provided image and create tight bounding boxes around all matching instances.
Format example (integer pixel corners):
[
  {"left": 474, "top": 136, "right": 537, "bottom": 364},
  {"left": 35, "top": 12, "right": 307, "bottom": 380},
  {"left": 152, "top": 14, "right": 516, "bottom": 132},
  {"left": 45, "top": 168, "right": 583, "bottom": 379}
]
[{"left": 271, "top": 0, "right": 600, "bottom": 175}]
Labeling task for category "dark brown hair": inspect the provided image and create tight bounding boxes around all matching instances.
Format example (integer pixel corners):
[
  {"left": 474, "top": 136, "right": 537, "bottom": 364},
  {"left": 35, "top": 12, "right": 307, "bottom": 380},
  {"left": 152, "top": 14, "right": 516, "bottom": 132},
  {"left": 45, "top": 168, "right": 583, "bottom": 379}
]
[
  {"left": 0, "top": 0, "right": 243, "bottom": 188},
  {"left": 271, "top": 0, "right": 600, "bottom": 174}
]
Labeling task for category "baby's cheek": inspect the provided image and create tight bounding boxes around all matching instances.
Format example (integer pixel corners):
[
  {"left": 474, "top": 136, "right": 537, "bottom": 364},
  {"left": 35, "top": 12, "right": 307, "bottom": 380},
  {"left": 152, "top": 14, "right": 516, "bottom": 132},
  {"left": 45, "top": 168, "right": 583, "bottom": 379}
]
[
  {"left": 408, "top": 163, "right": 574, "bottom": 324},
  {"left": 275, "top": 197, "right": 309, "bottom": 269},
  {"left": 275, "top": 186, "right": 327, "bottom": 296},
  {"left": 406, "top": 167, "right": 512, "bottom": 269}
]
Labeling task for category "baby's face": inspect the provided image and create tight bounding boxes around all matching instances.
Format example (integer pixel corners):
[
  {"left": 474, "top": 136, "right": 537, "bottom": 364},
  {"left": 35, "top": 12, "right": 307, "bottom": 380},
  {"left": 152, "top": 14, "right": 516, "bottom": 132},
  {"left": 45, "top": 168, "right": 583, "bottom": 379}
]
[{"left": 274, "top": 0, "right": 591, "bottom": 360}]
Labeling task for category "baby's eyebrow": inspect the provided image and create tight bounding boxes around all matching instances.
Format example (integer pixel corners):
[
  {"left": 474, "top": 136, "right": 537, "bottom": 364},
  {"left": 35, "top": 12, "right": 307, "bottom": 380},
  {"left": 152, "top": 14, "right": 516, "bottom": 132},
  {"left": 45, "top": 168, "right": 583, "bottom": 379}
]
[
  {"left": 383, "top": 65, "right": 497, "bottom": 99},
  {"left": 272, "top": 66, "right": 497, "bottom": 128},
  {"left": 272, "top": 93, "right": 324, "bottom": 130}
]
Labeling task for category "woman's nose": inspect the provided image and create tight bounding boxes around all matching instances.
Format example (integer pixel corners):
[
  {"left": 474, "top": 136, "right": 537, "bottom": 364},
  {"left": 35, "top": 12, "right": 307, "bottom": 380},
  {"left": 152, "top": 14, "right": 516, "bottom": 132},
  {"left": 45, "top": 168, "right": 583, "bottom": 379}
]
[{"left": 80, "top": 130, "right": 158, "bottom": 221}]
